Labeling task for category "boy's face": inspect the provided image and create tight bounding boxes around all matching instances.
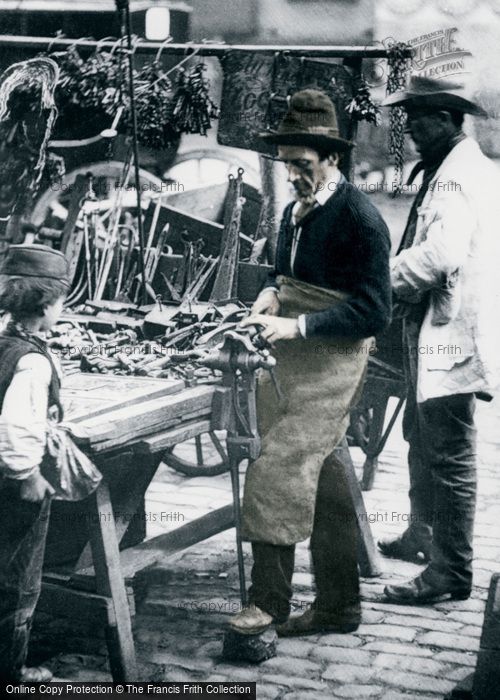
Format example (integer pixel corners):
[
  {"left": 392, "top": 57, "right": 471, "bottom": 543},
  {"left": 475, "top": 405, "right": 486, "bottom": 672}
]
[{"left": 40, "top": 296, "right": 66, "bottom": 331}]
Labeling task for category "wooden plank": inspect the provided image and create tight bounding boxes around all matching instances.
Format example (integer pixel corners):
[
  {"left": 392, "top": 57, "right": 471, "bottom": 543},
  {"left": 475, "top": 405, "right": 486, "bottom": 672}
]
[
  {"left": 87, "top": 482, "right": 137, "bottom": 682},
  {"left": 73, "top": 452, "right": 161, "bottom": 572},
  {"left": 75, "top": 504, "right": 235, "bottom": 583},
  {"left": 61, "top": 373, "right": 184, "bottom": 423},
  {"left": 162, "top": 182, "right": 227, "bottom": 222},
  {"left": 39, "top": 580, "right": 116, "bottom": 625},
  {"left": 134, "top": 419, "right": 212, "bottom": 454},
  {"left": 77, "top": 385, "right": 215, "bottom": 451},
  {"left": 60, "top": 174, "right": 87, "bottom": 284},
  {"left": 142, "top": 201, "right": 224, "bottom": 257}
]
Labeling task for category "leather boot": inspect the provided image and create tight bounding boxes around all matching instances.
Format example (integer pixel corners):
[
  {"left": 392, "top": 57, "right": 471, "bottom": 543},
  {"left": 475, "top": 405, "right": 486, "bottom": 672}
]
[{"left": 276, "top": 606, "right": 360, "bottom": 637}]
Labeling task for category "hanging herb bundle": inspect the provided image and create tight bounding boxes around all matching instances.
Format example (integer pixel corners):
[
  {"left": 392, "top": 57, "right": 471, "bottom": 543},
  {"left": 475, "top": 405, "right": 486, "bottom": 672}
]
[
  {"left": 79, "top": 48, "right": 125, "bottom": 116},
  {"left": 386, "top": 41, "right": 412, "bottom": 193},
  {"left": 171, "top": 63, "right": 220, "bottom": 136},
  {"left": 344, "top": 74, "right": 381, "bottom": 125},
  {"left": 48, "top": 46, "right": 220, "bottom": 148},
  {"left": 135, "top": 61, "right": 178, "bottom": 149},
  {"left": 50, "top": 44, "right": 127, "bottom": 138},
  {"left": 51, "top": 46, "right": 86, "bottom": 110}
]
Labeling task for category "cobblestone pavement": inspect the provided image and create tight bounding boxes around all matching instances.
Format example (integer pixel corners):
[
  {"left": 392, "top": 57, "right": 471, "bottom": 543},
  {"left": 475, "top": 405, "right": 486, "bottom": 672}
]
[{"left": 34, "top": 396, "right": 500, "bottom": 699}]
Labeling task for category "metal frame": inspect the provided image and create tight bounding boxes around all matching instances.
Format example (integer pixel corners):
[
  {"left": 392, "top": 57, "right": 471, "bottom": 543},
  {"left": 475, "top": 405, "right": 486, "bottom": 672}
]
[{"left": 0, "top": 34, "right": 412, "bottom": 59}]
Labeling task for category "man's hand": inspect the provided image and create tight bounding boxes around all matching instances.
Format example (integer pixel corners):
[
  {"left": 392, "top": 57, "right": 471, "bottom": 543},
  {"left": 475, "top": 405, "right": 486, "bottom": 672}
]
[
  {"left": 251, "top": 289, "right": 281, "bottom": 316},
  {"left": 241, "top": 314, "right": 300, "bottom": 344},
  {"left": 19, "top": 471, "right": 55, "bottom": 503}
]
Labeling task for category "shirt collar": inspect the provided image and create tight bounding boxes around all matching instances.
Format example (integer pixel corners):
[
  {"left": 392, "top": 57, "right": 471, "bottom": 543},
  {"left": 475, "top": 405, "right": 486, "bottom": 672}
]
[
  {"left": 315, "top": 169, "right": 343, "bottom": 205},
  {"left": 291, "top": 170, "right": 344, "bottom": 222}
]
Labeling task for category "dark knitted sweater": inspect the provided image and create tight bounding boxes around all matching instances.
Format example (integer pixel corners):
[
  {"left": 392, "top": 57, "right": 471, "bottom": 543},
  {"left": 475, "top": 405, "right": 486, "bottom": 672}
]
[
  {"left": 0, "top": 331, "right": 62, "bottom": 416},
  {"left": 266, "top": 178, "right": 392, "bottom": 338}
]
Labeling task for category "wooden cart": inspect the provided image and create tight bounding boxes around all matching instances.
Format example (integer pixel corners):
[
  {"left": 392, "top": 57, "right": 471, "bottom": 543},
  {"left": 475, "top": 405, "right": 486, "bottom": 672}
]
[
  {"left": 39, "top": 371, "right": 382, "bottom": 681},
  {"left": 40, "top": 373, "right": 229, "bottom": 682}
]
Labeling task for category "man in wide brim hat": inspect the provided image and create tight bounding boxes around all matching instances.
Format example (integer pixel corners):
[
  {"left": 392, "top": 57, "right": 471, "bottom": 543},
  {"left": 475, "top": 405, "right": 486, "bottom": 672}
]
[
  {"left": 382, "top": 75, "right": 487, "bottom": 116},
  {"left": 378, "top": 76, "right": 500, "bottom": 606},
  {"left": 226, "top": 89, "right": 392, "bottom": 641},
  {"left": 260, "top": 88, "right": 355, "bottom": 152}
]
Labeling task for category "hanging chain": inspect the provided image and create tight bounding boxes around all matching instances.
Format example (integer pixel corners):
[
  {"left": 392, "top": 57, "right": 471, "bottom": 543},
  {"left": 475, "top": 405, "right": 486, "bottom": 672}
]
[{"left": 386, "top": 41, "right": 412, "bottom": 193}]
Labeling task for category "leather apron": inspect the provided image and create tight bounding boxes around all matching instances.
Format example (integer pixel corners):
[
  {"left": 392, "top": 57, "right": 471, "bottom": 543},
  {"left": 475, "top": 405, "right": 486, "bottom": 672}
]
[{"left": 241, "top": 275, "right": 372, "bottom": 545}]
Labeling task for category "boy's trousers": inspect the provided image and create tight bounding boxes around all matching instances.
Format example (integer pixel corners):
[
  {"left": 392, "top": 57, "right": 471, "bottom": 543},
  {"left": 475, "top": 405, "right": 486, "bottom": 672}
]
[{"left": 0, "top": 479, "right": 51, "bottom": 681}]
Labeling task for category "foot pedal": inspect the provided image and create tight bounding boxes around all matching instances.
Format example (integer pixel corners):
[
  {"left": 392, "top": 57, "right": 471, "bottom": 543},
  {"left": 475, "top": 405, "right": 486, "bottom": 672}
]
[{"left": 222, "top": 627, "right": 277, "bottom": 663}]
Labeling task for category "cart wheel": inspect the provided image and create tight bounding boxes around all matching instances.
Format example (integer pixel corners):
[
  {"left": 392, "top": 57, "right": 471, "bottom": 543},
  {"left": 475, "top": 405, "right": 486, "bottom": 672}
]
[
  {"left": 162, "top": 430, "right": 230, "bottom": 477},
  {"left": 31, "top": 160, "right": 164, "bottom": 230}
]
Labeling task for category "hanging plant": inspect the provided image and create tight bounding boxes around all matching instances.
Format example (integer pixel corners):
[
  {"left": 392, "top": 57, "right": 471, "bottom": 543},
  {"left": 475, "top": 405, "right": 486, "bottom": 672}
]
[
  {"left": 51, "top": 45, "right": 86, "bottom": 110},
  {"left": 135, "top": 60, "right": 178, "bottom": 149},
  {"left": 386, "top": 41, "right": 412, "bottom": 193},
  {"left": 50, "top": 44, "right": 127, "bottom": 138},
  {"left": 171, "top": 63, "right": 220, "bottom": 136},
  {"left": 345, "top": 74, "right": 381, "bottom": 125},
  {"left": 47, "top": 46, "right": 220, "bottom": 146}
]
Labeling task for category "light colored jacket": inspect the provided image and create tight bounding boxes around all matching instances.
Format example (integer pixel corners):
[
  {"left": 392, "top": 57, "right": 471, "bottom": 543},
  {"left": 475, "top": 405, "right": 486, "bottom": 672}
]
[{"left": 391, "top": 137, "right": 500, "bottom": 402}]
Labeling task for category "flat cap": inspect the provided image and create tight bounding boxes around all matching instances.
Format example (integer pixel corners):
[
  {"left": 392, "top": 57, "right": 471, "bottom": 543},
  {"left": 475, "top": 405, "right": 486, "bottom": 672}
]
[{"left": 0, "top": 244, "right": 70, "bottom": 286}]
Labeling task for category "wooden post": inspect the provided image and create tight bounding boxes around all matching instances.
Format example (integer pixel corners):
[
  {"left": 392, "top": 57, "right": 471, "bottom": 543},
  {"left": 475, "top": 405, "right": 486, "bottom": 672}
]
[
  {"left": 257, "top": 155, "right": 288, "bottom": 262},
  {"left": 87, "top": 482, "right": 137, "bottom": 682}
]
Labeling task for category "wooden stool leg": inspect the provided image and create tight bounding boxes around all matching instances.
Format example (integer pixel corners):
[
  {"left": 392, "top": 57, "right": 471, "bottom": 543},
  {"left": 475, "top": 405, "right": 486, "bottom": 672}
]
[
  {"left": 333, "top": 437, "right": 381, "bottom": 578},
  {"left": 88, "top": 482, "right": 137, "bottom": 682}
]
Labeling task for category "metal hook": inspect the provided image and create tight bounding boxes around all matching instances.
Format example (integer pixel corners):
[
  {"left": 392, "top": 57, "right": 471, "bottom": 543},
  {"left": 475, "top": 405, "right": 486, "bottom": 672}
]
[
  {"left": 162, "top": 46, "right": 201, "bottom": 79},
  {"left": 110, "top": 36, "right": 127, "bottom": 55},
  {"left": 155, "top": 36, "right": 173, "bottom": 63},
  {"left": 95, "top": 36, "right": 116, "bottom": 53},
  {"left": 125, "top": 35, "right": 141, "bottom": 58},
  {"left": 47, "top": 31, "right": 66, "bottom": 54},
  {"left": 73, "top": 36, "right": 95, "bottom": 50}
]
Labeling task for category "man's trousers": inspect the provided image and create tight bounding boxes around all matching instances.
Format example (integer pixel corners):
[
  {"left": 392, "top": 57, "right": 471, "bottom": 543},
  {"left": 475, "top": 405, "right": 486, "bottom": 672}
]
[
  {"left": 403, "top": 321, "right": 477, "bottom": 589},
  {"left": 248, "top": 452, "right": 360, "bottom": 622}
]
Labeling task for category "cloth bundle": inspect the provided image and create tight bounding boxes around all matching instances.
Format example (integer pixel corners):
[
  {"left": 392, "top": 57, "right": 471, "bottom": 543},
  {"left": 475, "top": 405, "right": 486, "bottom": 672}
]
[{"left": 41, "top": 423, "right": 102, "bottom": 501}]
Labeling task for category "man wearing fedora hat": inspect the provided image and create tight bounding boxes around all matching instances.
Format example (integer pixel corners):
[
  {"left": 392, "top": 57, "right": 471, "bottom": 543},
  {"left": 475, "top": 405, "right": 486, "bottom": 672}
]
[
  {"left": 227, "top": 89, "right": 392, "bottom": 637},
  {"left": 379, "top": 77, "right": 500, "bottom": 604}
]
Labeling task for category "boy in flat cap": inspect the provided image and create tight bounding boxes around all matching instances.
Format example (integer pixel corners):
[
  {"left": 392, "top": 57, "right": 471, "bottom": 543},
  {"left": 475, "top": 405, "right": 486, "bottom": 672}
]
[
  {"left": 228, "top": 89, "right": 392, "bottom": 637},
  {"left": 379, "top": 77, "right": 500, "bottom": 603},
  {"left": 0, "top": 244, "right": 69, "bottom": 682}
]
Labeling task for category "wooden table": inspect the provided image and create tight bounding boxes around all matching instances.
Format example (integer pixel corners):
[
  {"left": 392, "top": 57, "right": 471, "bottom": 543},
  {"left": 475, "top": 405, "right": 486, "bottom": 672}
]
[{"left": 40, "top": 373, "right": 228, "bottom": 682}]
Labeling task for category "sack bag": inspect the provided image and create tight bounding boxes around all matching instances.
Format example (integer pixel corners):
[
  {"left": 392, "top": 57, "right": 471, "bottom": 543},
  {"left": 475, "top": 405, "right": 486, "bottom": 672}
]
[{"left": 41, "top": 422, "right": 102, "bottom": 501}]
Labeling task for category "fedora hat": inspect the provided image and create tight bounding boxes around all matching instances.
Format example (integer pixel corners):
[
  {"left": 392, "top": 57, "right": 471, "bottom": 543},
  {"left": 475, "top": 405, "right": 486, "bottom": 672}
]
[
  {"left": 260, "top": 89, "right": 354, "bottom": 151},
  {"left": 382, "top": 76, "right": 487, "bottom": 117},
  {"left": 0, "top": 244, "right": 70, "bottom": 287}
]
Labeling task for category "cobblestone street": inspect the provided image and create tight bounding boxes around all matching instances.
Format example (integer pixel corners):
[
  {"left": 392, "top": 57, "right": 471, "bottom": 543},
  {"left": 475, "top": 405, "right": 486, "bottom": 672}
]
[{"left": 32, "top": 395, "right": 500, "bottom": 698}]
